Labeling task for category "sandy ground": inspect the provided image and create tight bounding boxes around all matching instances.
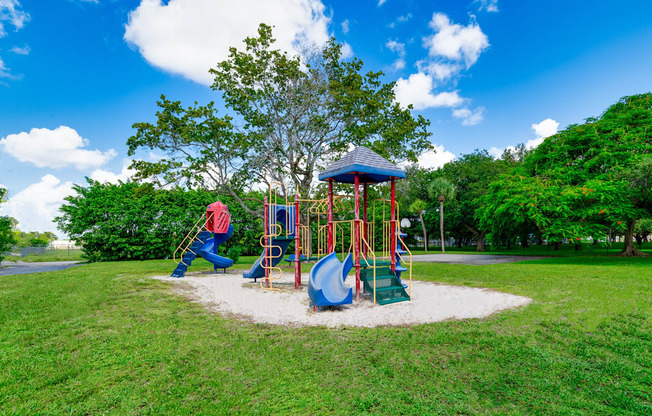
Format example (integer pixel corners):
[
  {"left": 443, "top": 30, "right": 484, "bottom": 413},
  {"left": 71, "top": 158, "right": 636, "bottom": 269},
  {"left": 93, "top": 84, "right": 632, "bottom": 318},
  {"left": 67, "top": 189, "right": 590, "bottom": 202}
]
[{"left": 152, "top": 269, "right": 531, "bottom": 328}]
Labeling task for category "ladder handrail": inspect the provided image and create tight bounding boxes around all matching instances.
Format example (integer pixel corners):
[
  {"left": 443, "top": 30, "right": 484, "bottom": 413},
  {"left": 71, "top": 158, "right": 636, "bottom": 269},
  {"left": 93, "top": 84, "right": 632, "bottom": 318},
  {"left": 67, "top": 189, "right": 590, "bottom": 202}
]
[
  {"left": 259, "top": 222, "right": 283, "bottom": 291},
  {"left": 173, "top": 211, "right": 213, "bottom": 265},
  {"left": 396, "top": 234, "right": 413, "bottom": 299},
  {"left": 358, "top": 220, "right": 377, "bottom": 305}
]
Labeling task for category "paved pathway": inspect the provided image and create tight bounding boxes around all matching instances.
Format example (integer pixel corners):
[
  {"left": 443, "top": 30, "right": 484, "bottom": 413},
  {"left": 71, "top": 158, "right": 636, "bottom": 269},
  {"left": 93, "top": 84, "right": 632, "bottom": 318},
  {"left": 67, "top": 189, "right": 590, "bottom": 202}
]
[
  {"left": 411, "top": 253, "right": 547, "bottom": 265},
  {"left": 0, "top": 261, "right": 82, "bottom": 276}
]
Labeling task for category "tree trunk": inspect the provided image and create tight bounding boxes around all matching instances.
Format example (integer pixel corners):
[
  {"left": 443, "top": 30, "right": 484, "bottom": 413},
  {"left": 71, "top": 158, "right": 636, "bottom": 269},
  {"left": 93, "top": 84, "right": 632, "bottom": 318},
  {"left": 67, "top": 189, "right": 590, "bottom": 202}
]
[
  {"left": 439, "top": 200, "right": 445, "bottom": 254},
  {"left": 475, "top": 233, "right": 485, "bottom": 252},
  {"left": 617, "top": 219, "right": 646, "bottom": 257},
  {"left": 418, "top": 211, "right": 428, "bottom": 252},
  {"left": 463, "top": 223, "right": 485, "bottom": 252},
  {"left": 553, "top": 241, "right": 560, "bottom": 250}
]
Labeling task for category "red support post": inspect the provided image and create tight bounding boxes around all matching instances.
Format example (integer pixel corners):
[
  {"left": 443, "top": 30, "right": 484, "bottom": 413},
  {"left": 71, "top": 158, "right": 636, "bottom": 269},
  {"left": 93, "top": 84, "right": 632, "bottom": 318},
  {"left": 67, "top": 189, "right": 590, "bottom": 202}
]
[
  {"left": 390, "top": 178, "right": 396, "bottom": 273},
  {"left": 327, "top": 179, "right": 334, "bottom": 254},
  {"left": 263, "top": 196, "right": 269, "bottom": 287},
  {"left": 354, "top": 173, "right": 361, "bottom": 301},
  {"left": 363, "top": 183, "right": 368, "bottom": 257},
  {"left": 294, "top": 192, "right": 301, "bottom": 289}
]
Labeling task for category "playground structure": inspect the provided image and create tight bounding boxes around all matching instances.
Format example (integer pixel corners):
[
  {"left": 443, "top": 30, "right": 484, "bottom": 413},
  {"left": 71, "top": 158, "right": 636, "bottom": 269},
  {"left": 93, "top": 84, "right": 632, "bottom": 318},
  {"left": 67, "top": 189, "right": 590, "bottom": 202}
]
[
  {"left": 244, "top": 146, "right": 413, "bottom": 307},
  {"left": 171, "top": 201, "right": 235, "bottom": 277},
  {"left": 171, "top": 146, "right": 412, "bottom": 308}
]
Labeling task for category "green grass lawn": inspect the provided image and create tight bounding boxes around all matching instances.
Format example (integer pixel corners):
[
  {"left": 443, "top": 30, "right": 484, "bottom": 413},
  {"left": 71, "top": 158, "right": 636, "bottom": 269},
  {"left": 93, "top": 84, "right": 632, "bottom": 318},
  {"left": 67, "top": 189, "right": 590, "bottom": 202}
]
[
  {"left": 3, "top": 248, "right": 85, "bottom": 263},
  {"left": 0, "top": 255, "right": 650, "bottom": 414},
  {"left": 407, "top": 241, "right": 652, "bottom": 257}
]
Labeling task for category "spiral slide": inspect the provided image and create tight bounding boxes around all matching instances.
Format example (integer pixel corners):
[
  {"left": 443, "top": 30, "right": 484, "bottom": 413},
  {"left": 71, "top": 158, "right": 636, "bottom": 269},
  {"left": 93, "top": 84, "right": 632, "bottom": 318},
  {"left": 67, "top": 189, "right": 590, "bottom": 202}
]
[{"left": 199, "top": 225, "right": 235, "bottom": 270}]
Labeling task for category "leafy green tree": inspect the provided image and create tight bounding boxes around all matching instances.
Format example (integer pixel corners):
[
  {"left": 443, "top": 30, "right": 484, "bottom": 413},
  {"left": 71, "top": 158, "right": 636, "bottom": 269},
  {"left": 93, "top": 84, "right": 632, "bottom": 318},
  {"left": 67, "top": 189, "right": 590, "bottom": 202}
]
[
  {"left": 29, "top": 237, "right": 49, "bottom": 247},
  {"left": 428, "top": 178, "right": 456, "bottom": 253},
  {"left": 0, "top": 188, "right": 17, "bottom": 262},
  {"left": 478, "top": 93, "right": 652, "bottom": 256},
  {"left": 634, "top": 217, "right": 652, "bottom": 245},
  {"left": 436, "top": 150, "right": 515, "bottom": 251},
  {"left": 128, "top": 24, "right": 433, "bottom": 212},
  {"left": 409, "top": 199, "right": 428, "bottom": 251},
  {"left": 56, "top": 180, "right": 262, "bottom": 261}
]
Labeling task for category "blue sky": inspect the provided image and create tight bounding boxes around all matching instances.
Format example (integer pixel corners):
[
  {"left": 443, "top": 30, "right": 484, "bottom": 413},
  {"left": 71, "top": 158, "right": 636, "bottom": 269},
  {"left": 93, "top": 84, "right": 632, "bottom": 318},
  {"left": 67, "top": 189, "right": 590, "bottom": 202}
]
[{"left": 1, "top": 0, "right": 651, "bottom": 235}]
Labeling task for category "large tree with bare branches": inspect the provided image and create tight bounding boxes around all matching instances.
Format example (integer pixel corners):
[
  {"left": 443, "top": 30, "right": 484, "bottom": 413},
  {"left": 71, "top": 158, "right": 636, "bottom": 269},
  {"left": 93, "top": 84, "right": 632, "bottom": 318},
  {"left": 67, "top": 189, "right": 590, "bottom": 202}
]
[{"left": 127, "top": 24, "right": 432, "bottom": 217}]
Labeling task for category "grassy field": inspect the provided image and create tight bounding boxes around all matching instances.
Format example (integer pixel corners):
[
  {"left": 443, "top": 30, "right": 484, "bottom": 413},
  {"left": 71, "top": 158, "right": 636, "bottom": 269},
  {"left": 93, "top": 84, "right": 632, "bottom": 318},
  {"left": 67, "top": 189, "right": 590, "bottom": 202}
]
[
  {"left": 3, "top": 248, "right": 85, "bottom": 263},
  {"left": 0, "top": 255, "right": 650, "bottom": 414},
  {"left": 406, "top": 241, "right": 652, "bottom": 257}
]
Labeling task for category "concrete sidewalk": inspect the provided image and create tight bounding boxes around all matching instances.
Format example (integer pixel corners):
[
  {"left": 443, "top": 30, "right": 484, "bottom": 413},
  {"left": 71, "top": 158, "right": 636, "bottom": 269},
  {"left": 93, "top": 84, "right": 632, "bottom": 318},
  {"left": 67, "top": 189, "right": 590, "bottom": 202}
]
[
  {"left": 411, "top": 253, "right": 548, "bottom": 265},
  {"left": 0, "top": 261, "right": 82, "bottom": 276}
]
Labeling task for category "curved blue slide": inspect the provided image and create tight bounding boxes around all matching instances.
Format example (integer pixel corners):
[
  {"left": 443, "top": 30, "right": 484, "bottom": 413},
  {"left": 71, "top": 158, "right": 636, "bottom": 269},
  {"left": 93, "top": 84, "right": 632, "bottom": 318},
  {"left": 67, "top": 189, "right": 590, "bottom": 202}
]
[
  {"left": 308, "top": 252, "right": 353, "bottom": 307},
  {"left": 243, "top": 238, "right": 293, "bottom": 280},
  {"left": 199, "top": 225, "right": 235, "bottom": 269}
]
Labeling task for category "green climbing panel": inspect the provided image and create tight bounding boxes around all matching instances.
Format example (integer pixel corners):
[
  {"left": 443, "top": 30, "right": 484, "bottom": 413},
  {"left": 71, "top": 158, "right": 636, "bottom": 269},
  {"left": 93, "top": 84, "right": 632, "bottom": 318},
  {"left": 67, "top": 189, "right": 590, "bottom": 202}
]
[{"left": 360, "top": 267, "right": 410, "bottom": 305}]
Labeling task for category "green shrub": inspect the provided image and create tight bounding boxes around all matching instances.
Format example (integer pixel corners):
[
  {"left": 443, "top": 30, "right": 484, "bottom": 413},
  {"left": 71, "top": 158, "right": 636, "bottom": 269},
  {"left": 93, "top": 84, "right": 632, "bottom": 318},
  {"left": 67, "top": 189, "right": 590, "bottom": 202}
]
[{"left": 226, "top": 246, "right": 241, "bottom": 263}]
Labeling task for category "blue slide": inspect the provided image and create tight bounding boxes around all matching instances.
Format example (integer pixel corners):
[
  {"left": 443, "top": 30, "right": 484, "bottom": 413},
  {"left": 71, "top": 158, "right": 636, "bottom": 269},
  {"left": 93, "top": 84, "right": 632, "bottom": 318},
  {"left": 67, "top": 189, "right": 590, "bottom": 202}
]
[
  {"left": 171, "top": 225, "right": 234, "bottom": 277},
  {"left": 243, "top": 237, "right": 293, "bottom": 280},
  {"left": 199, "top": 225, "right": 235, "bottom": 270},
  {"left": 308, "top": 252, "right": 353, "bottom": 307}
]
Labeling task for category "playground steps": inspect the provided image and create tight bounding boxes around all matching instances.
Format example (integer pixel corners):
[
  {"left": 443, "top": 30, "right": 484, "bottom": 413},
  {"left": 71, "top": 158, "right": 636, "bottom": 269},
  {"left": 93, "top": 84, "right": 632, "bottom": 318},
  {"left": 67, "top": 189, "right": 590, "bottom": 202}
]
[
  {"left": 171, "top": 231, "right": 212, "bottom": 278},
  {"left": 360, "top": 267, "right": 410, "bottom": 305}
]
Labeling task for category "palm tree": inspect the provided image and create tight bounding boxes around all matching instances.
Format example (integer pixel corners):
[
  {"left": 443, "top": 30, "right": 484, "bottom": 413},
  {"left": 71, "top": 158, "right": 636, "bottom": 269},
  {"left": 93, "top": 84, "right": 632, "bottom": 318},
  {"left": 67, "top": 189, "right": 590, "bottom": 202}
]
[
  {"left": 409, "top": 199, "right": 428, "bottom": 252},
  {"left": 428, "top": 178, "right": 456, "bottom": 253}
]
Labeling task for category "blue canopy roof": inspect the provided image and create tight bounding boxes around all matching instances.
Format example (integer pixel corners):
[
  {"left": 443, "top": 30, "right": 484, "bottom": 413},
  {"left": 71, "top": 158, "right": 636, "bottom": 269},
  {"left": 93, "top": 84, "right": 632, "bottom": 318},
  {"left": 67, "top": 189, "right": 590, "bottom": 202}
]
[{"left": 318, "top": 146, "right": 406, "bottom": 184}]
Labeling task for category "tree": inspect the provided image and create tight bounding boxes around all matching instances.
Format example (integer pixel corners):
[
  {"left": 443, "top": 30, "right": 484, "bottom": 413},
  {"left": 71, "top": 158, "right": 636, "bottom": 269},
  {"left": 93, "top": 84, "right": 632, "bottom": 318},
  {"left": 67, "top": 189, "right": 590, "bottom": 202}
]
[
  {"left": 428, "top": 178, "right": 456, "bottom": 253},
  {"left": 479, "top": 93, "right": 652, "bottom": 256},
  {"left": 436, "top": 150, "right": 515, "bottom": 251},
  {"left": 634, "top": 218, "right": 652, "bottom": 245},
  {"left": 409, "top": 199, "right": 428, "bottom": 252},
  {"left": 56, "top": 180, "right": 262, "bottom": 262},
  {"left": 128, "top": 24, "right": 433, "bottom": 214},
  {"left": 0, "top": 188, "right": 17, "bottom": 262}
]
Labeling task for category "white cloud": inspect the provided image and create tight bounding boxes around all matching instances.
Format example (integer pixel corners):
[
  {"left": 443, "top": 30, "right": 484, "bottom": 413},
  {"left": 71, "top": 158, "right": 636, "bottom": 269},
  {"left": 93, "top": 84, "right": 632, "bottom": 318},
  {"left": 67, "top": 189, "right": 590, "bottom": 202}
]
[
  {"left": 378, "top": 0, "right": 388, "bottom": 6},
  {"left": 0, "top": 126, "right": 117, "bottom": 170},
  {"left": 489, "top": 118, "right": 559, "bottom": 158},
  {"left": 418, "top": 145, "right": 456, "bottom": 169},
  {"left": 124, "top": 0, "right": 331, "bottom": 86},
  {"left": 341, "top": 19, "right": 349, "bottom": 34},
  {"left": 0, "top": 1, "right": 29, "bottom": 80},
  {"left": 452, "top": 106, "right": 484, "bottom": 126},
  {"left": 391, "top": 59, "right": 406, "bottom": 71},
  {"left": 0, "top": 57, "right": 12, "bottom": 79},
  {"left": 424, "top": 13, "right": 489, "bottom": 68},
  {"left": 394, "top": 72, "right": 465, "bottom": 110},
  {"left": 474, "top": 0, "right": 499, "bottom": 13},
  {"left": 0, "top": 0, "right": 29, "bottom": 38},
  {"left": 386, "top": 39, "right": 405, "bottom": 56},
  {"left": 340, "top": 42, "right": 354, "bottom": 59},
  {"left": 531, "top": 118, "right": 559, "bottom": 139},
  {"left": 9, "top": 44, "right": 29, "bottom": 55},
  {"left": 525, "top": 118, "right": 559, "bottom": 149},
  {"left": 388, "top": 13, "right": 412, "bottom": 29},
  {"left": 488, "top": 146, "right": 510, "bottom": 159},
  {"left": 418, "top": 61, "right": 461, "bottom": 81},
  {"left": 386, "top": 39, "right": 406, "bottom": 71},
  {"left": 90, "top": 159, "right": 136, "bottom": 184},
  {"left": 0, "top": 174, "right": 74, "bottom": 235}
]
